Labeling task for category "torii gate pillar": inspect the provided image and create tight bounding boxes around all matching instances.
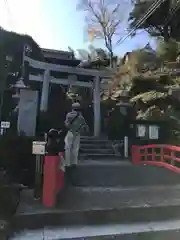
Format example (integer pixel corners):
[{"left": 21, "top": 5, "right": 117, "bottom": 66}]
[
  {"left": 93, "top": 75, "right": 101, "bottom": 137},
  {"left": 40, "top": 69, "right": 50, "bottom": 112}
]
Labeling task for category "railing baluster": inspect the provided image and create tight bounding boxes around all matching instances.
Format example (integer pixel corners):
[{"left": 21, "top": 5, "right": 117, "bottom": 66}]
[
  {"left": 152, "top": 147, "right": 155, "bottom": 162},
  {"left": 160, "top": 147, "right": 164, "bottom": 162},
  {"left": 144, "top": 147, "right": 147, "bottom": 161},
  {"left": 171, "top": 151, "right": 175, "bottom": 166}
]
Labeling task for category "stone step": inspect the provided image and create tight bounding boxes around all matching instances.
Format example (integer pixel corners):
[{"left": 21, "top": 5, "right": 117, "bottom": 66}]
[
  {"left": 13, "top": 185, "right": 180, "bottom": 231},
  {"left": 81, "top": 136, "right": 108, "bottom": 140},
  {"left": 11, "top": 220, "right": 180, "bottom": 239},
  {"left": 80, "top": 141, "right": 123, "bottom": 149},
  {"left": 72, "top": 160, "right": 180, "bottom": 187},
  {"left": 80, "top": 139, "right": 112, "bottom": 144},
  {"left": 80, "top": 148, "right": 114, "bottom": 154},
  {"left": 80, "top": 143, "right": 113, "bottom": 149},
  {"left": 80, "top": 145, "right": 114, "bottom": 152},
  {"left": 79, "top": 153, "right": 118, "bottom": 160}
]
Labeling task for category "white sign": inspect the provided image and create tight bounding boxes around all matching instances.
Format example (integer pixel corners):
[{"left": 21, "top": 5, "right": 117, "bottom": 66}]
[
  {"left": 1, "top": 121, "right": 10, "bottom": 128},
  {"left": 137, "top": 125, "right": 146, "bottom": 137},
  {"left": 149, "top": 125, "right": 159, "bottom": 139},
  {"left": 32, "top": 141, "right": 46, "bottom": 155}
]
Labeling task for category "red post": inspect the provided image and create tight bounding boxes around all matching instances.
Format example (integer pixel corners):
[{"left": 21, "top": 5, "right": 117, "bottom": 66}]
[
  {"left": 42, "top": 153, "right": 65, "bottom": 207},
  {"left": 42, "top": 156, "right": 59, "bottom": 207},
  {"left": 42, "top": 129, "right": 65, "bottom": 207}
]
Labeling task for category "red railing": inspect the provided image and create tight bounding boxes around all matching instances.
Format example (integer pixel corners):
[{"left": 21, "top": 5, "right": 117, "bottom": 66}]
[{"left": 132, "top": 144, "right": 180, "bottom": 174}]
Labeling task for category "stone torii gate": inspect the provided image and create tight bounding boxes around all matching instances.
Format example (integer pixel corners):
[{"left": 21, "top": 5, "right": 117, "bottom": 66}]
[{"left": 24, "top": 56, "right": 111, "bottom": 137}]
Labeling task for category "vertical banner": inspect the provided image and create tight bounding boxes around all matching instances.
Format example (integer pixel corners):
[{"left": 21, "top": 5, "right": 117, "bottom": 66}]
[{"left": 18, "top": 89, "right": 38, "bottom": 136}]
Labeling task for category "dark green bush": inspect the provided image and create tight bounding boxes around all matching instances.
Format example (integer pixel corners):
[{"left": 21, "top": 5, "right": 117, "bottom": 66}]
[{"left": 0, "top": 134, "right": 36, "bottom": 186}]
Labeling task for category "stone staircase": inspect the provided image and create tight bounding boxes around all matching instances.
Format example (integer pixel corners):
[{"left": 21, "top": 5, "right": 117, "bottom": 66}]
[
  {"left": 80, "top": 136, "right": 123, "bottom": 160},
  {"left": 11, "top": 138, "right": 180, "bottom": 239},
  {"left": 12, "top": 183, "right": 180, "bottom": 239}
]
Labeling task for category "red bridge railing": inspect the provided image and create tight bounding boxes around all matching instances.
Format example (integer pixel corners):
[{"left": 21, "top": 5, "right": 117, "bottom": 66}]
[{"left": 132, "top": 144, "right": 180, "bottom": 174}]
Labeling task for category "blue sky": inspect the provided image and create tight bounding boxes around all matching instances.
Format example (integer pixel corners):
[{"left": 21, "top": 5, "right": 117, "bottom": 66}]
[{"left": 0, "top": 0, "right": 155, "bottom": 56}]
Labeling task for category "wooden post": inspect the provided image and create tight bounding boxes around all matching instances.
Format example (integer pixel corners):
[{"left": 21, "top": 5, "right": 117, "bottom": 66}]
[{"left": 34, "top": 155, "right": 43, "bottom": 200}]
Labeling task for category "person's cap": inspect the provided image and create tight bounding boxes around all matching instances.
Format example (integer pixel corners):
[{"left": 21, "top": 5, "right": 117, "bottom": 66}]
[{"left": 72, "top": 102, "right": 81, "bottom": 109}]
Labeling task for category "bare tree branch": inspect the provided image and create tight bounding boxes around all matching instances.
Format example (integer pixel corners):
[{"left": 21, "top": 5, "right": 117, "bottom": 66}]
[{"left": 77, "top": 0, "right": 129, "bottom": 67}]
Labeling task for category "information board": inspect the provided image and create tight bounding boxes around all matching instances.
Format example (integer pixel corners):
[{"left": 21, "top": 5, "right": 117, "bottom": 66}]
[
  {"left": 32, "top": 141, "right": 46, "bottom": 155},
  {"left": 149, "top": 125, "right": 159, "bottom": 139}
]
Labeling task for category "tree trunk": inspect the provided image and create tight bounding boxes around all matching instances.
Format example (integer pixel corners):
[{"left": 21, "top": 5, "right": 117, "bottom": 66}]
[
  {"left": 105, "top": 37, "right": 114, "bottom": 69},
  {"left": 109, "top": 50, "right": 114, "bottom": 68}
]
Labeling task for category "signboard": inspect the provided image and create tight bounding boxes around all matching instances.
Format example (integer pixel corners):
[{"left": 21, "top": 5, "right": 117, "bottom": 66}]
[
  {"left": 1, "top": 121, "right": 10, "bottom": 128},
  {"left": 32, "top": 141, "right": 46, "bottom": 155},
  {"left": 149, "top": 125, "right": 159, "bottom": 139},
  {"left": 137, "top": 125, "right": 146, "bottom": 137}
]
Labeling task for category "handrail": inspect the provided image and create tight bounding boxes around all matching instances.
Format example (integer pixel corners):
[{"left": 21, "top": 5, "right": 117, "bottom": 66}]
[{"left": 132, "top": 144, "right": 180, "bottom": 174}]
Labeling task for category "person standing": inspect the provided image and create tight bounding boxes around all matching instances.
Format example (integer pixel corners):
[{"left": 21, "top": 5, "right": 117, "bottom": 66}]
[{"left": 64, "top": 102, "right": 88, "bottom": 183}]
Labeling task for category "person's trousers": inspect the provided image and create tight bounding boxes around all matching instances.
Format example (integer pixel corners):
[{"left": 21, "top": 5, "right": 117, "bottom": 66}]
[
  {"left": 64, "top": 131, "right": 80, "bottom": 186},
  {"left": 65, "top": 131, "right": 80, "bottom": 167}
]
